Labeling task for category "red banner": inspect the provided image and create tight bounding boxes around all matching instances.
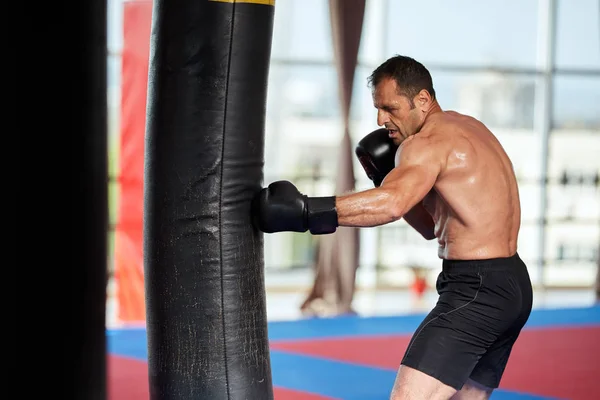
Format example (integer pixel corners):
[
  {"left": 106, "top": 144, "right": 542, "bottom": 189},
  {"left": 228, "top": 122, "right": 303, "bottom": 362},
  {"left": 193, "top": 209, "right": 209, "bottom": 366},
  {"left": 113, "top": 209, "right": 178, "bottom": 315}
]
[{"left": 114, "top": 0, "right": 152, "bottom": 323}]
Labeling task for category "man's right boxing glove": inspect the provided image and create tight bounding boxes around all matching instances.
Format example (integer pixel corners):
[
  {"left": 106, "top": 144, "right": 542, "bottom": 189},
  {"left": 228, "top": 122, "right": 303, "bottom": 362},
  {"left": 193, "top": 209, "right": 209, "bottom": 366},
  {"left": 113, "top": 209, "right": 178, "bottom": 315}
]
[
  {"left": 251, "top": 180, "right": 338, "bottom": 235},
  {"left": 355, "top": 128, "right": 399, "bottom": 187}
]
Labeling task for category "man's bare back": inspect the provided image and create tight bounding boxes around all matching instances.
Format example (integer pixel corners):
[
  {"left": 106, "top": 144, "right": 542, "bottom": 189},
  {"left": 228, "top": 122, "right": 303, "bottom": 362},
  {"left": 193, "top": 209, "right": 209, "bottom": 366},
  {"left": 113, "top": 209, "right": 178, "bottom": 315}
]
[{"left": 410, "top": 111, "right": 522, "bottom": 260}]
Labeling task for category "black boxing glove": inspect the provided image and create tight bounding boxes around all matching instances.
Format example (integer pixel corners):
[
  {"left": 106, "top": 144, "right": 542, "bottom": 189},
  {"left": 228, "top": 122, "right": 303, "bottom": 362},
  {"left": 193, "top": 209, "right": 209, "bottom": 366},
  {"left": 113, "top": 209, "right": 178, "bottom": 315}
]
[
  {"left": 252, "top": 180, "right": 338, "bottom": 235},
  {"left": 355, "top": 128, "right": 399, "bottom": 187}
]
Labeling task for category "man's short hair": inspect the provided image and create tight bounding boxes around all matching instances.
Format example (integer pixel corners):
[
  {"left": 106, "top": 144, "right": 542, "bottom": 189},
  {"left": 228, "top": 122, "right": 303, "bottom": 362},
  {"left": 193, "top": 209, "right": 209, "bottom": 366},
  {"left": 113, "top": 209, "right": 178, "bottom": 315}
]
[{"left": 368, "top": 55, "right": 436, "bottom": 102}]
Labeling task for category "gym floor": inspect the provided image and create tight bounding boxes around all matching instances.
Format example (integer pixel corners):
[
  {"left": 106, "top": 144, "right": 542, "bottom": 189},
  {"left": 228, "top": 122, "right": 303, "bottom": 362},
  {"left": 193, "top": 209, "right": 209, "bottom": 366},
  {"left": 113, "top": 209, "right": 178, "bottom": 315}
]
[{"left": 107, "top": 291, "right": 599, "bottom": 400}]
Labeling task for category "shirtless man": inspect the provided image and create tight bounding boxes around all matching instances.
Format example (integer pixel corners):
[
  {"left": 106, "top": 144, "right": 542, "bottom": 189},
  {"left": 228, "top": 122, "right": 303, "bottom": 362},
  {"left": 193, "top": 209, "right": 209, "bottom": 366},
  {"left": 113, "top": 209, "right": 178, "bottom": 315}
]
[{"left": 252, "top": 55, "right": 533, "bottom": 400}]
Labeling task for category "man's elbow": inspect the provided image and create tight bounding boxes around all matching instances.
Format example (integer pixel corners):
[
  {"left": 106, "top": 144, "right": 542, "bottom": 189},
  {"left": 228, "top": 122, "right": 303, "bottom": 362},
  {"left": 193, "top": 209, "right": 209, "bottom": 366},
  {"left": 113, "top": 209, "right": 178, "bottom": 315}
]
[
  {"left": 421, "top": 231, "right": 436, "bottom": 241},
  {"left": 389, "top": 204, "right": 408, "bottom": 222},
  {"left": 414, "top": 222, "right": 436, "bottom": 240}
]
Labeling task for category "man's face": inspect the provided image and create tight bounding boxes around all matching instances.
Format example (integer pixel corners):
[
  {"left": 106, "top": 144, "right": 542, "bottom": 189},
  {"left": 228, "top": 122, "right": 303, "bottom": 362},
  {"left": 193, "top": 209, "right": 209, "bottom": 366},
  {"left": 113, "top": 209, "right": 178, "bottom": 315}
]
[{"left": 372, "top": 77, "right": 422, "bottom": 145}]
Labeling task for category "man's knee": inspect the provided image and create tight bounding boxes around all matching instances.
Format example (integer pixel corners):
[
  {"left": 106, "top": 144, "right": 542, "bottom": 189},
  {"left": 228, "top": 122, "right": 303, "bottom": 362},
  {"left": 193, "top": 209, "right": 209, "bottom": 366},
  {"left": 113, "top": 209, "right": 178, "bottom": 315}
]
[
  {"left": 450, "top": 379, "right": 493, "bottom": 400},
  {"left": 390, "top": 365, "right": 457, "bottom": 400}
]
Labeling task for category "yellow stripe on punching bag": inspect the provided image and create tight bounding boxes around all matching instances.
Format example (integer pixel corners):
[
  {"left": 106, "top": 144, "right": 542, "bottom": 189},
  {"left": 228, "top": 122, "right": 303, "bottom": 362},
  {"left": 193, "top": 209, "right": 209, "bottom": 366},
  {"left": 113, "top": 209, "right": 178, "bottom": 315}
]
[{"left": 209, "top": 0, "right": 275, "bottom": 5}]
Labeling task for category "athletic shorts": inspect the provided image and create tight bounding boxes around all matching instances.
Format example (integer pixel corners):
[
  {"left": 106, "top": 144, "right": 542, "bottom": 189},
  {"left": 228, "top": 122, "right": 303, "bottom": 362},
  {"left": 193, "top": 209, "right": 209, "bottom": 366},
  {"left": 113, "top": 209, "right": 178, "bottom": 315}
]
[{"left": 401, "top": 252, "right": 533, "bottom": 390}]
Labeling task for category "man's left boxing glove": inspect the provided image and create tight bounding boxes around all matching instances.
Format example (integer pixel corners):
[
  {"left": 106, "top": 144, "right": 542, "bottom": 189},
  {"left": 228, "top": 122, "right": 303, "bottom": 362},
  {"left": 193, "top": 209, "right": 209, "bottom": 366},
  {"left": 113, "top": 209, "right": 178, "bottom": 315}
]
[
  {"left": 355, "top": 128, "right": 399, "bottom": 187},
  {"left": 252, "top": 180, "right": 338, "bottom": 235}
]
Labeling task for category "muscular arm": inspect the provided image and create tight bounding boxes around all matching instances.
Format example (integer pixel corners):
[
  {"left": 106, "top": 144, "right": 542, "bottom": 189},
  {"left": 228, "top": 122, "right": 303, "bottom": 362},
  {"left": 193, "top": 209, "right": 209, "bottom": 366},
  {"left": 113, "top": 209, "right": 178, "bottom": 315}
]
[{"left": 335, "top": 136, "right": 442, "bottom": 228}]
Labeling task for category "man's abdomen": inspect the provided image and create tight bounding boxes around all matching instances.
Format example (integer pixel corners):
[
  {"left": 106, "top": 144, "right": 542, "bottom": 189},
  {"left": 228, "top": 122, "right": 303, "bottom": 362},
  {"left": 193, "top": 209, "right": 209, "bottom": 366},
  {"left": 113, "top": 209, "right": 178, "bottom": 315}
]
[{"left": 436, "top": 218, "right": 517, "bottom": 261}]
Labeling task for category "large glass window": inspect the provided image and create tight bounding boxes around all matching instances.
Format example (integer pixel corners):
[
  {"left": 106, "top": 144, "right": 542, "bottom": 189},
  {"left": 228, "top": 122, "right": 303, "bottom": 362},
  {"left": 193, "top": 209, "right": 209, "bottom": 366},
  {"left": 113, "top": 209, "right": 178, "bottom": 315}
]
[{"left": 105, "top": 0, "right": 600, "bottom": 283}]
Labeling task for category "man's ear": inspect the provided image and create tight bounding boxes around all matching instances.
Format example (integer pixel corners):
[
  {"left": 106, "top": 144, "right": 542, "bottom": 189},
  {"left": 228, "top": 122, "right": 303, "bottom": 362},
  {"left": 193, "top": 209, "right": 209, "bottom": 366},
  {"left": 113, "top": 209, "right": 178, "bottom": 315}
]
[{"left": 417, "top": 89, "right": 432, "bottom": 109}]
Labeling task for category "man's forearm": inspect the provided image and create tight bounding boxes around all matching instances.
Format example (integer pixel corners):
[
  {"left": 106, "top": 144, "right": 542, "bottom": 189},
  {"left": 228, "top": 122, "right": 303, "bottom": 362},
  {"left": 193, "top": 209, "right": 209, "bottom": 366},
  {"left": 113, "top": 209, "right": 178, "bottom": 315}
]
[
  {"left": 403, "top": 203, "right": 436, "bottom": 240},
  {"left": 335, "top": 188, "right": 404, "bottom": 227}
]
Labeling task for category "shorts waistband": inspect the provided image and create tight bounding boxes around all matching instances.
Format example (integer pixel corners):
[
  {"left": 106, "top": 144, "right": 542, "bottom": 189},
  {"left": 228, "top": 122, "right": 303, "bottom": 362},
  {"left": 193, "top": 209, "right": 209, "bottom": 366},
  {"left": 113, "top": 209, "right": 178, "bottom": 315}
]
[{"left": 442, "top": 253, "right": 522, "bottom": 272}]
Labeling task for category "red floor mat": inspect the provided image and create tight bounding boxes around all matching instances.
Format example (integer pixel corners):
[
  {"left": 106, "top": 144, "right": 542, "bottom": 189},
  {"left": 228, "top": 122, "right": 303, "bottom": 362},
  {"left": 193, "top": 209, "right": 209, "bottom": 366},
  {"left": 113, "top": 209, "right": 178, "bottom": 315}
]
[
  {"left": 108, "top": 356, "right": 149, "bottom": 400},
  {"left": 500, "top": 326, "right": 600, "bottom": 399},
  {"left": 271, "top": 335, "right": 409, "bottom": 370},
  {"left": 273, "top": 388, "right": 337, "bottom": 400}
]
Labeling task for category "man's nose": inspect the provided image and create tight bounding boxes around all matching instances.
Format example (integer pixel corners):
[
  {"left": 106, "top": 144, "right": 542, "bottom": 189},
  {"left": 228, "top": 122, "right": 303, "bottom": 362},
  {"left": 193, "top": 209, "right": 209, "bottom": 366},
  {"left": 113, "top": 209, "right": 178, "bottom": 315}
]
[{"left": 377, "top": 110, "right": 388, "bottom": 126}]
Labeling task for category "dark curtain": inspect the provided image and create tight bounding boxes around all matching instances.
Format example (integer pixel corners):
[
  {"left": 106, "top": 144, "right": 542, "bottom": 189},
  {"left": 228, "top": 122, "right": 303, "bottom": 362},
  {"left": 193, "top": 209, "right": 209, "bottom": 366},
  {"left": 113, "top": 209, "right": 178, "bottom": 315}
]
[{"left": 301, "top": 0, "right": 366, "bottom": 316}]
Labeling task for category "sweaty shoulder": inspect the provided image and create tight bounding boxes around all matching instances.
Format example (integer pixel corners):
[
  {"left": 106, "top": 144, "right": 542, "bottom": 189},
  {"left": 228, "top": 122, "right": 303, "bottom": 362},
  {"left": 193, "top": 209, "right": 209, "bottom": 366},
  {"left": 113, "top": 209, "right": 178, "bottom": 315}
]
[
  {"left": 394, "top": 131, "right": 449, "bottom": 172},
  {"left": 424, "top": 112, "right": 486, "bottom": 174},
  {"left": 395, "top": 117, "right": 456, "bottom": 172}
]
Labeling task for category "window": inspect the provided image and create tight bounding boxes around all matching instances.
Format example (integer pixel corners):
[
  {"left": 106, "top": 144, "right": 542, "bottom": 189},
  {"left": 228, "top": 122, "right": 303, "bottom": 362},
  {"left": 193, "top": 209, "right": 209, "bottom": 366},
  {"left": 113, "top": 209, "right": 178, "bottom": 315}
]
[
  {"left": 270, "top": 0, "right": 333, "bottom": 62},
  {"left": 350, "top": 65, "right": 377, "bottom": 123},
  {"left": 358, "top": 0, "right": 387, "bottom": 66},
  {"left": 385, "top": 0, "right": 540, "bottom": 69},
  {"left": 556, "top": 242, "right": 599, "bottom": 262},
  {"left": 546, "top": 131, "right": 600, "bottom": 223},
  {"left": 555, "top": 0, "right": 600, "bottom": 70},
  {"left": 548, "top": 231, "right": 600, "bottom": 263},
  {"left": 552, "top": 75, "right": 600, "bottom": 129},
  {"left": 107, "top": 0, "right": 124, "bottom": 53},
  {"left": 266, "top": 63, "right": 340, "bottom": 120}
]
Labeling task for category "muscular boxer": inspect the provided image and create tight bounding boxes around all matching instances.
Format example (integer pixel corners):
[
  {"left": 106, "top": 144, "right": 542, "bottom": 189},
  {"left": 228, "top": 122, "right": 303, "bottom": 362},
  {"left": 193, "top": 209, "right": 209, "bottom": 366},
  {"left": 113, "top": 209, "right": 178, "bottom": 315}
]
[{"left": 252, "top": 55, "right": 533, "bottom": 400}]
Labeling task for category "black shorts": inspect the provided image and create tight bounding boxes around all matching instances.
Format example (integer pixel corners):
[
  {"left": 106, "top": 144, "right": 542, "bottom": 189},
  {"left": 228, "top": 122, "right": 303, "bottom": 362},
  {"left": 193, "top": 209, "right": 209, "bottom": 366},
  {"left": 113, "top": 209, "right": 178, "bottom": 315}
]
[{"left": 401, "top": 253, "right": 533, "bottom": 391}]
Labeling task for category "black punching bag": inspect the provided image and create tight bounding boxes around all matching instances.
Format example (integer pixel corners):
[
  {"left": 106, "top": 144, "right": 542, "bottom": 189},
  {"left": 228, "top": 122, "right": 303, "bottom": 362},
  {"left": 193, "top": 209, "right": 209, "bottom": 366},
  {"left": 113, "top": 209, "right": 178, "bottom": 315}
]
[{"left": 143, "top": 0, "right": 275, "bottom": 399}]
